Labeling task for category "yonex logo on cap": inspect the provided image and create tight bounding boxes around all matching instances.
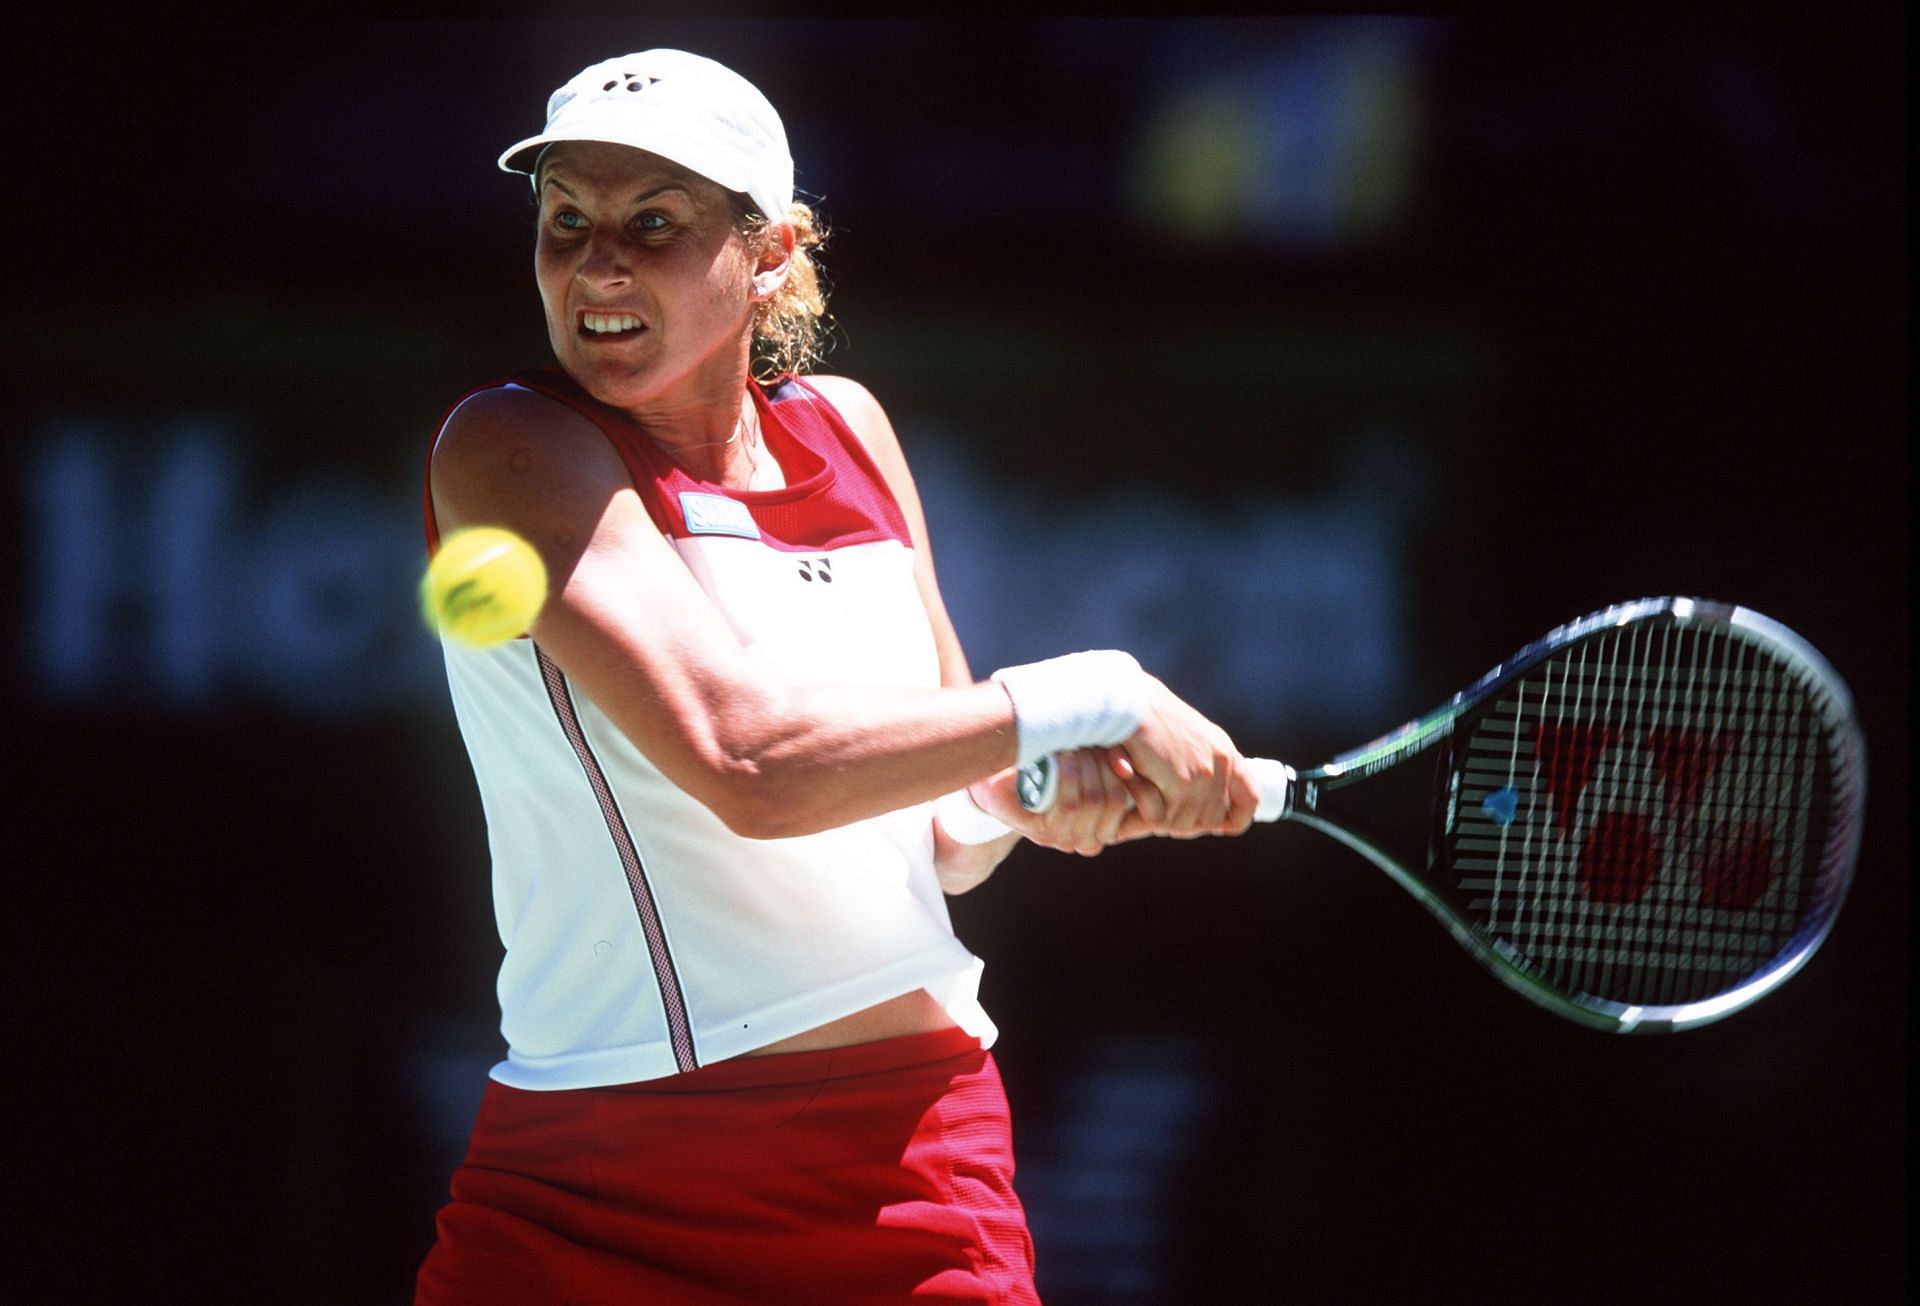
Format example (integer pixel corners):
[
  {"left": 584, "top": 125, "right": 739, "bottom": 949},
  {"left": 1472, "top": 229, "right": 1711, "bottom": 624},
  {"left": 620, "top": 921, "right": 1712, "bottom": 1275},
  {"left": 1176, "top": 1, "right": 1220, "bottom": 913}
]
[{"left": 601, "top": 73, "right": 658, "bottom": 94}]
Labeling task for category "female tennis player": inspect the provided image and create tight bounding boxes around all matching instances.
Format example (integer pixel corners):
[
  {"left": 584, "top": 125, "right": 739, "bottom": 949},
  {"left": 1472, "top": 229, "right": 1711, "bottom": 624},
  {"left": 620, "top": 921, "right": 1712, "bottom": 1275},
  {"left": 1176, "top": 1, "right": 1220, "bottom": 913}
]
[{"left": 414, "top": 49, "right": 1260, "bottom": 1304}]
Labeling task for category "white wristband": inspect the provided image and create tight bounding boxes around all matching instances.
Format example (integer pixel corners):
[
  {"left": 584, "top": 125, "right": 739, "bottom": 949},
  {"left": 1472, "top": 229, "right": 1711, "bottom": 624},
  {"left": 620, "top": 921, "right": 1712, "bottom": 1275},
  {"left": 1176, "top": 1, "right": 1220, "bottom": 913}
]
[
  {"left": 932, "top": 788, "right": 1013, "bottom": 845},
  {"left": 990, "top": 650, "right": 1151, "bottom": 767}
]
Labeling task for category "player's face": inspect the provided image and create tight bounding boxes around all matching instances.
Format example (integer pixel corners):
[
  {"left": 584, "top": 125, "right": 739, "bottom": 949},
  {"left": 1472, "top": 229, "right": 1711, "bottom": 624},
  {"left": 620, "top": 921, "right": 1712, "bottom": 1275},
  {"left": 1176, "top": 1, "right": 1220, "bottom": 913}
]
[{"left": 534, "top": 142, "right": 760, "bottom": 412}]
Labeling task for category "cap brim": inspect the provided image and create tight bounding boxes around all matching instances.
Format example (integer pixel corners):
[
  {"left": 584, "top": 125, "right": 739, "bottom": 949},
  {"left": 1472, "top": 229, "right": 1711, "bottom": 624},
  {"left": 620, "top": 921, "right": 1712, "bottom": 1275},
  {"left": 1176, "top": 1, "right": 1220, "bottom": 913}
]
[
  {"left": 498, "top": 136, "right": 550, "bottom": 174},
  {"left": 496, "top": 123, "right": 752, "bottom": 195}
]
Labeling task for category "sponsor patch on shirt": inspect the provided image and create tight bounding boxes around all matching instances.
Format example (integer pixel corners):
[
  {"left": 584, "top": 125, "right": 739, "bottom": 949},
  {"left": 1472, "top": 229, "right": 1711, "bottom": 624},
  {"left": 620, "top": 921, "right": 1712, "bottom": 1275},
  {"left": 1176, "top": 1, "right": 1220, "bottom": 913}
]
[{"left": 679, "top": 492, "right": 762, "bottom": 540}]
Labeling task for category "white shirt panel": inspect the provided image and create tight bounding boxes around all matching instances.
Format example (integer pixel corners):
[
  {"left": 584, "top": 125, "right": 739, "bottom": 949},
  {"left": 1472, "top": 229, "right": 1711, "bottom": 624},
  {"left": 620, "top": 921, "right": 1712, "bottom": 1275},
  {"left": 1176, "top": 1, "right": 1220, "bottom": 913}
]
[{"left": 440, "top": 529, "right": 994, "bottom": 1091}]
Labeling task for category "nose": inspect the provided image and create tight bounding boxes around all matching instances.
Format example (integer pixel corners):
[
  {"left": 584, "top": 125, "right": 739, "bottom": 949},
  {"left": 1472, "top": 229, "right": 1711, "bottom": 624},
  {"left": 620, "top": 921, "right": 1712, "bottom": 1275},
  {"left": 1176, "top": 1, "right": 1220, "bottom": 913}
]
[{"left": 577, "top": 229, "right": 632, "bottom": 291}]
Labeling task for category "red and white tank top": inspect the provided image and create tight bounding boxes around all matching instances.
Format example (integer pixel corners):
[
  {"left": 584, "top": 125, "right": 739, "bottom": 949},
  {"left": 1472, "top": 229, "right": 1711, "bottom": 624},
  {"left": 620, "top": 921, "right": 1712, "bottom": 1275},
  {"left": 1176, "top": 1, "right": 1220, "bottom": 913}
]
[{"left": 425, "top": 371, "right": 993, "bottom": 1090}]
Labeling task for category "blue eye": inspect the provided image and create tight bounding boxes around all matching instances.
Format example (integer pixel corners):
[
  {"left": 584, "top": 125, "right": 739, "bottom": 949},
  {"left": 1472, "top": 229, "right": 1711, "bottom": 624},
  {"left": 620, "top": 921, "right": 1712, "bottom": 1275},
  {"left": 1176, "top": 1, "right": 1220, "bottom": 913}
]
[
  {"left": 553, "top": 210, "right": 586, "bottom": 231},
  {"left": 636, "top": 213, "right": 669, "bottom": 233}
]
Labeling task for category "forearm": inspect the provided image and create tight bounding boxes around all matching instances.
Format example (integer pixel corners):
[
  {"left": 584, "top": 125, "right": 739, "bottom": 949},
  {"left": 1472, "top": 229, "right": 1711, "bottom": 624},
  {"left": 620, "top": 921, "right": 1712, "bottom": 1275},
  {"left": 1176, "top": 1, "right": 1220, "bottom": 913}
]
[
  {"left": 732, "top": 646, "right": 1162, "bottom": 845},
  {"left": 697, "top": 678, "right": 1019, "bottom": 838},
  {"left": 932, "top": 823, "right": 1020, "bottom": 895}
]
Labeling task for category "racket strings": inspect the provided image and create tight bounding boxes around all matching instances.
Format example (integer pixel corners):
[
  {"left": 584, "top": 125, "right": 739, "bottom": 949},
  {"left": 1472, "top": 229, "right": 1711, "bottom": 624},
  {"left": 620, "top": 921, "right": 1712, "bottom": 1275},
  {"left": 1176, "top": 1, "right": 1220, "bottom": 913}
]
[{"left": 1450, "top": 618, "right": 1833, "bottom": 1008}]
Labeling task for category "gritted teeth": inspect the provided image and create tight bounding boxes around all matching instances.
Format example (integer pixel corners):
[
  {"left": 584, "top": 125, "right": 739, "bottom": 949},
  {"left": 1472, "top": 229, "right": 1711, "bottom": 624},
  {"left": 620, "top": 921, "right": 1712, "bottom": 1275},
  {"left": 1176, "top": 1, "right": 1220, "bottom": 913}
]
[{"left": 581, "top": 311, "right": 646, "bottom": 335}]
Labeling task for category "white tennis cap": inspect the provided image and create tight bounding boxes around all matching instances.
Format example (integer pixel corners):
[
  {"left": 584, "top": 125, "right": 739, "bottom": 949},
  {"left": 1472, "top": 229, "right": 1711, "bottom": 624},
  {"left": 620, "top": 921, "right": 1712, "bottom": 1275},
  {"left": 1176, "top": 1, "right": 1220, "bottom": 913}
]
[{"left": 499, "top": 50, "right": 793, "bottom": 223}]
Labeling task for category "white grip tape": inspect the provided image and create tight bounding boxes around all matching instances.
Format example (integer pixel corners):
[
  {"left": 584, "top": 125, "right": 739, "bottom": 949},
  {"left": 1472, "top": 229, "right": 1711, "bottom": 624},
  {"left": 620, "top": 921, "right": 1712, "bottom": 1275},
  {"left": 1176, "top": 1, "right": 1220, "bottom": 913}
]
[
  {"left": 932, "top": 788, "right": 1014, "bottom": 845},
  {"left": 989, "top": 650, "right": 1149, "bottom": 767},
  {"left": 1246, "top": 758, "right": 1295, "bottom": 822}
]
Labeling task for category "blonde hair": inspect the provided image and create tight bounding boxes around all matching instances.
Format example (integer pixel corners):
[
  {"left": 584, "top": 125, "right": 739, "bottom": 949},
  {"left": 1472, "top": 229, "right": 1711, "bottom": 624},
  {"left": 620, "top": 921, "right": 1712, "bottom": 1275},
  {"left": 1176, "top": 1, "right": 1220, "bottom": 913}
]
[{"left": 739, "top": 200, "right": 832, "bottom": 383}]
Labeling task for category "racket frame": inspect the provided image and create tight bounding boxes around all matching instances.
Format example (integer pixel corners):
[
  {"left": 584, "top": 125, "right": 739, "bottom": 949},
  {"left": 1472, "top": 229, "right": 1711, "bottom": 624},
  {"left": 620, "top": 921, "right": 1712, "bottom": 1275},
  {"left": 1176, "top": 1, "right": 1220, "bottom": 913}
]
[
  {"left": 1012, "top": 597, "right": 1863, "bottom": 1032},
  {"left": 1283, "top": 596, "right": 1865, "bottom": 1032}
]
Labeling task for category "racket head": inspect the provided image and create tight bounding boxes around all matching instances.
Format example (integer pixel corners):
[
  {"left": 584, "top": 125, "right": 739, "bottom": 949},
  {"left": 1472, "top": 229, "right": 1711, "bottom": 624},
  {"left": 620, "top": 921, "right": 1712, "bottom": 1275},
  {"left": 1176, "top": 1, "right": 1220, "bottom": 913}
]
[{"left": 1313, "top": 598, "right": 1866, "bottom": 1032}]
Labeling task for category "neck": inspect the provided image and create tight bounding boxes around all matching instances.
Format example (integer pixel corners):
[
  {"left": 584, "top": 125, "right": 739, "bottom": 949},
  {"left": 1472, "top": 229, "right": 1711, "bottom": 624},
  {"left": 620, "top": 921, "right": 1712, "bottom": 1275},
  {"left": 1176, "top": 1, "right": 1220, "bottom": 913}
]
[
  {"left": 613, "top": 340, "right": 756, "bottom": 451},
  {"left": 569, "top": 337, "right": 774, "bottom": 487},
  {"left": 657, "top": 388, "right": 769, "bottom": 489}
]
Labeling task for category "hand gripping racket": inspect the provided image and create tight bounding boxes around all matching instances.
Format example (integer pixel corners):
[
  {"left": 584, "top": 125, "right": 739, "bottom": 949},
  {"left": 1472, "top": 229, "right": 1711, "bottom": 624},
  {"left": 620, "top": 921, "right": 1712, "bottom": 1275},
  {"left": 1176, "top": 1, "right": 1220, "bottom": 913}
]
[{"left": 1019, "top": 598, "right": 1866, "bottom": 1032}]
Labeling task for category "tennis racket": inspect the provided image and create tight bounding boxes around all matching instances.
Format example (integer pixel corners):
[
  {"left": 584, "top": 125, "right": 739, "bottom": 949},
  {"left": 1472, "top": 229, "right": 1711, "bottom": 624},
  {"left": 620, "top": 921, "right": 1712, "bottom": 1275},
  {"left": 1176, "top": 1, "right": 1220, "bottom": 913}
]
[{"left": 1019, "top": 598, "right": 1866, "bottom": 1032}]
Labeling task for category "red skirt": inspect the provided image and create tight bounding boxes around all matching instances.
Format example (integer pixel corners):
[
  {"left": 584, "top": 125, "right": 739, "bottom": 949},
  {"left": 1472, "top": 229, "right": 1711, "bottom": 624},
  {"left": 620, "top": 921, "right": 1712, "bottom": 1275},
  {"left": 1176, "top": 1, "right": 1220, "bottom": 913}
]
[{"left": 415, "top": 1027, "right": 1038, "bottom": 1304}]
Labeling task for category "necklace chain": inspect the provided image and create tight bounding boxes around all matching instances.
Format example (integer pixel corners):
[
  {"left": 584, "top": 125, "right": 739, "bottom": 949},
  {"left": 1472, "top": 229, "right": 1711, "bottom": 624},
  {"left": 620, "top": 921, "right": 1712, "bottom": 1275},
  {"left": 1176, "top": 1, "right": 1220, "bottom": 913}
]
[
  {"left": 651, "top": 398, "right": 767, "bottom": 486},
  {"left": 668, "top": 406, "right": 754, "bottom": 450}
]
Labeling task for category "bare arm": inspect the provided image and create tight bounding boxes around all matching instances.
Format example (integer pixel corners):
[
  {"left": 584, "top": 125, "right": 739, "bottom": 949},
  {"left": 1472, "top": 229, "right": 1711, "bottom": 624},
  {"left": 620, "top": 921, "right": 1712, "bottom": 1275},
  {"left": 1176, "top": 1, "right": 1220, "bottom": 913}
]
[
  {"left": 430, "top": 385, "right": 1022, "bottom": 840},
  {"left": 806, "top": 376, "right": 1142, "bottom": 892}
]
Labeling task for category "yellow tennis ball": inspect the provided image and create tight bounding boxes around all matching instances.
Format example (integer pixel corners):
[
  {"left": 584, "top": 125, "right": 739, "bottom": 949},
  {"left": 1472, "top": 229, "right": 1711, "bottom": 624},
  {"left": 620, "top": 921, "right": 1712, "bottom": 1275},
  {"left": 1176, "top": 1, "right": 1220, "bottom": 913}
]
[{"left": 421, "top": 526, "right": 549, "bottom": 648}]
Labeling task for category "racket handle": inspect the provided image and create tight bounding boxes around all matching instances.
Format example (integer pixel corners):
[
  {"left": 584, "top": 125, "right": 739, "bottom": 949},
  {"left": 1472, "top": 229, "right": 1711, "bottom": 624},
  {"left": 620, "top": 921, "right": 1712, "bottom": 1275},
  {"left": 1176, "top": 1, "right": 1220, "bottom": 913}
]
[
  {"left": 1015, "top": 755, "right": 1296, "bottom": 822},
  {"left": 1245, "top": 757, "right": 1296, "bottom": 823}
]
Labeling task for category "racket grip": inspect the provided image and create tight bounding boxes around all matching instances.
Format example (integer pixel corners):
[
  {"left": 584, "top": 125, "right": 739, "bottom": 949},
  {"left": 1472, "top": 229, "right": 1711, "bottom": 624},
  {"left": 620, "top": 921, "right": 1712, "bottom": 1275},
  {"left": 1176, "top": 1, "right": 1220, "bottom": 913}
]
[
  {"left": 1245, "top": 757, "right": 1296, "bottom": 823},
  {"left": 1016, "top": 754, "right": 1296, "bottom": 822}
]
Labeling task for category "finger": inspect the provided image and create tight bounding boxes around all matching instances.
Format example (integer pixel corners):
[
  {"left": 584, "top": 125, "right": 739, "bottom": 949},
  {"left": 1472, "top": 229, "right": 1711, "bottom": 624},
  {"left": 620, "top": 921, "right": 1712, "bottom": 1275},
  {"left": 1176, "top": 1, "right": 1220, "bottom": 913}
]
[
  {"left": 1092, "top": 763, "right": 1132, "bottom": 845},
  {"left": 1222, "top": 762, "right": 1259, "bottom": 833},
  {"left": 1117, "top": 716, "right": 1183, "bottom": 796},
  {"left": 1180, "top": 780, "right": 1229, "bottom": 837},
  {"left": 1104, "top": 755, "right": 1134, "bottom": 811},
  {"left": 1157, "top": 744, "right": 1219, "bottom": 835},
  {"left": 1204, "top": 745, "right": 1256, "bottom": 834},
  {"left": 1068, "top": 802, "right": 1103, "bottom": 855},
  {"left": 1057, "top": 750, "right": 1085, "bottom": 811},
  {"left": 1087, "top": 752, "right": 1129, "bottom": 847},
  {"left": 1041, "top": 753, "right": 1091, "bottom": 851},
  {"left": 1124, "top": 775, "right": 1167, "bottom": 828},
  {"left": 1118, "top": 744, "right": 1172, "bottom": 828},
  {"left": 1159, "top": 777, "right": 1208, "bottom": 837},
  {"left": 1075, "top": 749, "right": 1111, "bottom": 808},
  {"left": 1172, "top": 773, "right": 1214, "bottom": 836},
  {"left": 1112, "top": 808, "right": 1152, "bottom": 842},
  {"left": 1072, "top": 753, "right": 1111, "bottom": 849},
  {"left": 1191, "top": 746, "right": 1238, "bottom": 836}
]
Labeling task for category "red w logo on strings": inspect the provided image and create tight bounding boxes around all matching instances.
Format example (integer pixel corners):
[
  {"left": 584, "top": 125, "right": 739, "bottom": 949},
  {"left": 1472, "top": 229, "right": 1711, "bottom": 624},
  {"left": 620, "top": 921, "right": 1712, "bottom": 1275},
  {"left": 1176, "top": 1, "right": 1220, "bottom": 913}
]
[{"left": 1532, "top": 723, "right": 1773, "bottom": 910}]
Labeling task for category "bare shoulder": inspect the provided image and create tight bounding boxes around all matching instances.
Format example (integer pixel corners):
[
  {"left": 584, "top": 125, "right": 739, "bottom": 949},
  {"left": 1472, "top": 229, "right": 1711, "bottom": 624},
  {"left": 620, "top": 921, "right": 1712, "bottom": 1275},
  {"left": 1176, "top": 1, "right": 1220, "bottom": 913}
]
[
  {"left": 433, "top": 386, "right": 621, "bottom": 484},
  {"left": 804, "top": 374, "right": 899, "bottom": 454},
  {"left": 803, "top": 374, "right": 939, "bottom": 553},
  {"left": 431, "top": 385, "right": 630, "bottom": 533}
]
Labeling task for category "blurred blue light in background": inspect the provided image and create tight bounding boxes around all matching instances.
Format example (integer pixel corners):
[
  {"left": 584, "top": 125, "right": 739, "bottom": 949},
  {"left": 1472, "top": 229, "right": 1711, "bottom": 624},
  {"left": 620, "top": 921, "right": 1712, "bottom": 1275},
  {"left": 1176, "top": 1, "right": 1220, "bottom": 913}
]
[
  {"left": 915, "top": 427, "right": 1426, "bottom": 739},
  {"left": 25, "top": 416, "right": 1421, "bottom": 739},
  {"left": 28, "top": 424, "right": 437, "bottom": 717}
]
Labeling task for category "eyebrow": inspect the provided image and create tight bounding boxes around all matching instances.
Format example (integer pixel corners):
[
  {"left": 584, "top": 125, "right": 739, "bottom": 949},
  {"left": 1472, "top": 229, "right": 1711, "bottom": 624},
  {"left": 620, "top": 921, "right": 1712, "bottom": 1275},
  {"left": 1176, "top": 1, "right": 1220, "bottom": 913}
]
[{"left": 541, "top": 177, "right": 696, "bottom": 205}]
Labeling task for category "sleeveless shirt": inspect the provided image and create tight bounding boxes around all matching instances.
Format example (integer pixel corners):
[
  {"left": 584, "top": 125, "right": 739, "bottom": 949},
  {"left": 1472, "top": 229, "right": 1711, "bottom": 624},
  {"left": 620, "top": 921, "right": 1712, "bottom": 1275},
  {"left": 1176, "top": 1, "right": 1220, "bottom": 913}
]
[{"left": 424, "top": 370, "right": 994, "bottom": 1090}]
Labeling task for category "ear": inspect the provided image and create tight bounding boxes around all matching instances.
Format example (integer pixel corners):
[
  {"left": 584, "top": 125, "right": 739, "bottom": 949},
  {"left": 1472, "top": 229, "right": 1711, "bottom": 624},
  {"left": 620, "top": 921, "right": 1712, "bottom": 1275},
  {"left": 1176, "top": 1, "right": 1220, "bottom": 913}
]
[{"left": 749, "top": 222, "right": 797, "bottom": 301}]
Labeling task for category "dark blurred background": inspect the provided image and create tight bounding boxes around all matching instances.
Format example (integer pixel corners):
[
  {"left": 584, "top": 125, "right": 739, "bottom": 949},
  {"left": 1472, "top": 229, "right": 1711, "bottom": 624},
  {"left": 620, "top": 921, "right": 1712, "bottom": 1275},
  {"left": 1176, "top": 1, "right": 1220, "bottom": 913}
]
[{"left": 9, "top": 15, "right": 1905, "bottom": 1304}]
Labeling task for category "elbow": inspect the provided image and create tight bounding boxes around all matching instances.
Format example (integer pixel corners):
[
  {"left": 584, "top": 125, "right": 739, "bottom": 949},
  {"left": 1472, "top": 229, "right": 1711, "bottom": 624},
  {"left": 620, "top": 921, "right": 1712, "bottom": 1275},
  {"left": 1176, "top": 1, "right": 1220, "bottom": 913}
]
[
  {"left": 681, "top": 689, "right": 867, "bottom": 839},
  {"left": 712, "top": 788, "right": 814, "bottom": 841},
  {"left": 699, "top": 756, "right": 833, "bottom": 841},
  {"left": 676, "top": 693, "right": 830, "bottom": 839}
]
